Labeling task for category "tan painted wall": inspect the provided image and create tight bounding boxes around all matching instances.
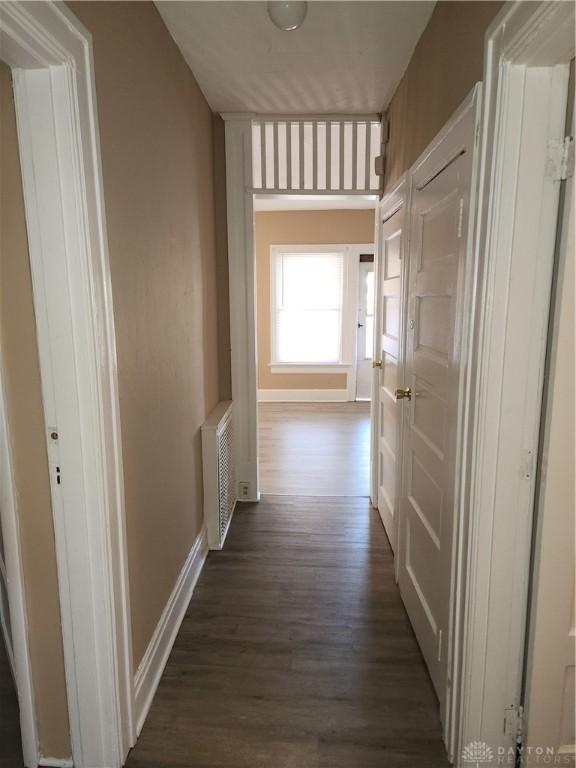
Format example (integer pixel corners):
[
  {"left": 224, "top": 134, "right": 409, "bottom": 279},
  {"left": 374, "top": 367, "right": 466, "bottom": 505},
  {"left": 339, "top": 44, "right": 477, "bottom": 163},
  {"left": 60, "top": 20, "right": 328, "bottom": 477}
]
[
  {"left": 69, "top": 2, "right": 224, "bottom": 666},
  {"left": 384, "top": 0, "right": 504, "bottom": 191},
  {"left": 0, "top": 62, "right": 70, "bottom": 757},
  {"left": 255, "top": 210, "right": 375, "bottom": 390},
  {"left": 213, "top": 114, "right": 232, "bottom": 400}
]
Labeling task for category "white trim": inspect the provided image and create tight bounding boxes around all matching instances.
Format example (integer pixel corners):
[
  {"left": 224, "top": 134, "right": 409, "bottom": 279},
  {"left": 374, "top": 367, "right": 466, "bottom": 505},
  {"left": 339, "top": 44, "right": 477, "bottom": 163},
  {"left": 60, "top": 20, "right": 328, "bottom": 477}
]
[
  {"left": 134, "top": 527, "right": 208, "bottom": 736},
  {"left": 371, "top": 173, "right": 411, "bottom": 537},
  {"left": 225, "top": 112, "right": 377, "bottom": 498},
  {"left": 267, "top": 243, "right": 374, "bottom": 400},
  {"left": 270, "top": 364, "right": 351, "bottom": 374},
  {"left": 406, "top": 86, "right": 484, "bottom": 756},
  {"left": 0, "top": 364, "right": 39, "bottom": 766},
  {"left": 456, "top": 2, "right": 574, "bottom": 763},
  {"left": 268, "top": 243, "right": 361, "bottom": 369},
  {"left": 258, "top": 389, "right": 349, "bottom": 403},
  {"left": 225, "top": 119, "right": 259, "bottom": 501},
  {"left": 38, "top": 759, "right": 74, "bottom": 768},
  {"left": 0, "top": 3, "right": 134, "bottom": 766}
]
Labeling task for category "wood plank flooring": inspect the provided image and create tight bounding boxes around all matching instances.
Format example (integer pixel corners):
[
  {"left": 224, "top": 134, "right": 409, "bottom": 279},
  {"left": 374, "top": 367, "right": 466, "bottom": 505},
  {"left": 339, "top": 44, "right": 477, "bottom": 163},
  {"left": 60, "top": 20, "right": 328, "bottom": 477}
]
[
  {"left": 126, "top": 496, "right": 449, "bottom": 768},
  {"left": 258, "top": 403, "right": 371, "bottom": 496},
  {"left": 0, "top": 634, "right": 23, "bottom": 768}
]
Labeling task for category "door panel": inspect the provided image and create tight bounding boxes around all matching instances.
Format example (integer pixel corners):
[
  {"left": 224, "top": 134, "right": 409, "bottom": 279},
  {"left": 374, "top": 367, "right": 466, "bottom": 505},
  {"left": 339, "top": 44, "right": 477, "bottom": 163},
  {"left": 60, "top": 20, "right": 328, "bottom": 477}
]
[
  {"left": 397, "top": 132, "right": 475, "bottom": 717},
  {"left": 376, "top": 204, "right": 406, "bottom": 551}
]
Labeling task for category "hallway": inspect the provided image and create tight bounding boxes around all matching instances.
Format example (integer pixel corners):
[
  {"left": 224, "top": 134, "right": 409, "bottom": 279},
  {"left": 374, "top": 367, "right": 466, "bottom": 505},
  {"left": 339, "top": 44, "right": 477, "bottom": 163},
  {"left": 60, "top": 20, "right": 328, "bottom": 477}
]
[{"left": 126, "top": 496, "right": 448, "bottom": 768}]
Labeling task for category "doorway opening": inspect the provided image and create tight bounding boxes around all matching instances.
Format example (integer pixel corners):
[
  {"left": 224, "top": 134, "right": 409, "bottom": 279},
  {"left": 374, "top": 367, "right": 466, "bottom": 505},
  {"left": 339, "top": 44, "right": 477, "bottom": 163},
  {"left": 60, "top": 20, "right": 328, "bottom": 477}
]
[{"left": 253, "top": 193, "right": 377, "bottom": 497}]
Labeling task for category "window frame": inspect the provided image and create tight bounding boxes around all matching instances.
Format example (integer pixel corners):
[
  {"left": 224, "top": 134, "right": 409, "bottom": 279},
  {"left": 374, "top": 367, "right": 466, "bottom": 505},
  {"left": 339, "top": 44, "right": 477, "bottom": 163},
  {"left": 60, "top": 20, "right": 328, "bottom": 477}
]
[{"left": 269, "top": 244, "right": 360, "bottom": 372}]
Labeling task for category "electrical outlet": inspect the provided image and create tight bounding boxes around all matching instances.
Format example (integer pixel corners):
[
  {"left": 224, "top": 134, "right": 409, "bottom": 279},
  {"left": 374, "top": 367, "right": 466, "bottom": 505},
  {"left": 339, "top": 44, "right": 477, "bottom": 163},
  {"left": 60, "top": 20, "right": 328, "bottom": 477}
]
[{"left": 239, "top": 481, "right": 250, "bottom": 499}]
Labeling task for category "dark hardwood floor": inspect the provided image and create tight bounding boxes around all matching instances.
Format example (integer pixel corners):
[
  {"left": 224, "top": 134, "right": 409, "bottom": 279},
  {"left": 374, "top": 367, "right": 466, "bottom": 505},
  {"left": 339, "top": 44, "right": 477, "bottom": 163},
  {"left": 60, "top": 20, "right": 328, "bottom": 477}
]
[
  {"left": 126, "top": 496, "right": 449, "bottom": 768},
  {"left": 0, "top": 633, "right": 23, "bottom": 768}
]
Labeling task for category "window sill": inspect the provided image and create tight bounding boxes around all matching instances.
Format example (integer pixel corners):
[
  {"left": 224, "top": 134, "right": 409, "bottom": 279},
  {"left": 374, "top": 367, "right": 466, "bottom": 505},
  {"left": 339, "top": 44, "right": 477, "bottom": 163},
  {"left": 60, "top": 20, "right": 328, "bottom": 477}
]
[{"left": 269, "top": 363, "right": 351, "bottom": 375}]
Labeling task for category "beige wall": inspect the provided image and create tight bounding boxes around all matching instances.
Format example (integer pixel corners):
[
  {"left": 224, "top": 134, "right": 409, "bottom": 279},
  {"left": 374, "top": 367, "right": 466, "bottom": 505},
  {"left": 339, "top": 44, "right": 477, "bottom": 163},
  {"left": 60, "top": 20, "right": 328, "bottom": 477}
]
[
  {"left": 213, "top": 115, "right": 232, "bottom": 400},
  {"left": 0, "top": 62, "right": 70, "bottom": 757},
  {"left": 69, "top": 2, "right": 225, "bottom": 666},
  {"left": 384, "top": 0, "right": 503, "bottom": 191},
  {"left": 255, "top": 210, "right": 375, "bottom": 390}
]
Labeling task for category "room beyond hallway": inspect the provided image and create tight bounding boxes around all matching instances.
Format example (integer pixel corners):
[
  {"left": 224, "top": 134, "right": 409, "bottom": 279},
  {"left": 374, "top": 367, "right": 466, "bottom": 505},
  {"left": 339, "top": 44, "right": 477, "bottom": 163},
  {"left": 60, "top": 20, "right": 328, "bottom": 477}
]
[
  {"left": 125, "top": 496, "right": 449, "bottom": 768},
  {"left": 258, "top": 402, "right": 370, "bottom": 496}
]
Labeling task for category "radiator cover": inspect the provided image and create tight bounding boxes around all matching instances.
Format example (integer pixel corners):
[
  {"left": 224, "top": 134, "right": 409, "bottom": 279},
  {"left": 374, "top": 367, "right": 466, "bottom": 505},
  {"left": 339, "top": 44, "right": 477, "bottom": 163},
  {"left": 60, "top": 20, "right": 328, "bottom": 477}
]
[{"left": 201, "top": 401, "right": 236, "bottom": 550}]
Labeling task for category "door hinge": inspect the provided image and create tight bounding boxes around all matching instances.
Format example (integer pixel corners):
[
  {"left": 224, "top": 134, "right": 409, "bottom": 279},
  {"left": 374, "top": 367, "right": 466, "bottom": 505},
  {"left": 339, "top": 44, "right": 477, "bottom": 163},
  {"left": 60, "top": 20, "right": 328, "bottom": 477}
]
[
  {"left": 547, "top": 136, "right": 574, "bottom": 181},
  {"left": 504, "top": 704, "right": 524, "bottom": 745}
]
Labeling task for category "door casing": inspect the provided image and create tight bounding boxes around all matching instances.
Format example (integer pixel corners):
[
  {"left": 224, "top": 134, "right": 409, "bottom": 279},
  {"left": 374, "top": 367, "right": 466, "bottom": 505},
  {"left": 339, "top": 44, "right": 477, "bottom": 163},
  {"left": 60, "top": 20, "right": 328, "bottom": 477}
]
[
  {"left": 456, "top": 2, "right": 575, "bottom": 764},
  {"left": 0, "top": 3, "right": 135, "bottom": 766},
  {"left": 371, "top": 175, "right": 410, "bottom": 551}
]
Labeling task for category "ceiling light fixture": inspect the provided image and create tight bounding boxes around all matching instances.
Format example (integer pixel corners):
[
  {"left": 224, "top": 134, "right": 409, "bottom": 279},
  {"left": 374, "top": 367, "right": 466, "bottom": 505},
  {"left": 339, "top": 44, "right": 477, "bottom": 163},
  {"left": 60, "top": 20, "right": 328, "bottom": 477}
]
[{"left": 267, "top": 1, "right": 308, "bottom": 32}]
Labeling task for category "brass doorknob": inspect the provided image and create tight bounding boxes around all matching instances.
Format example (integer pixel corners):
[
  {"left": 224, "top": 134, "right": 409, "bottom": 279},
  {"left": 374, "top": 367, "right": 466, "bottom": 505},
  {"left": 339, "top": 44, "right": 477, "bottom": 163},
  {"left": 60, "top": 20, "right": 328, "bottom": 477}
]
[
  {"left": 373, "top": 360, "right": 382, "bottom": 368},
  {"left": 395, "top": 387, "right": 412, "bottom": 401}
]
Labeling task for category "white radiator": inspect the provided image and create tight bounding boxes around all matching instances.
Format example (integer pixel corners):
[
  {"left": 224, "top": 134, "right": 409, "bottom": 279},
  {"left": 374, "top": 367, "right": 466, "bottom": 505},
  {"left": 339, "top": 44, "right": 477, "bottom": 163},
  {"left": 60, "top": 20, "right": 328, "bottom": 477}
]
[{"left": 201, "top": 401, "right": 236, "bottom": 550}]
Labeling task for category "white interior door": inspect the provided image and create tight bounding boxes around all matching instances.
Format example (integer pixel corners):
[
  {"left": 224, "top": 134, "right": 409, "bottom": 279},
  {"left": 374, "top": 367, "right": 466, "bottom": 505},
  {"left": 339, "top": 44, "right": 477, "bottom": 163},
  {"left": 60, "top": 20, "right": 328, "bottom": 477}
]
[
  {"left": 523, "top": 161, "right": 575, "bottom": 759},
  {"left": 396, "top": 102, "right": 477, "bottom": 719},
  {"left": 355, "top": 261, "right": 374, "bottom": 401},
  {"left": 375, "top": 197, "right": 407, "bottom": 552}
]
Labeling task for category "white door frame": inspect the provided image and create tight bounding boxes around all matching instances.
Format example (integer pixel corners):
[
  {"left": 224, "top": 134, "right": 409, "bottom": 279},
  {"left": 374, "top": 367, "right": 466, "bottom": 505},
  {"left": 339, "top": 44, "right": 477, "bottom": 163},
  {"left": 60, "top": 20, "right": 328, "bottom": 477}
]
[
  {"left": 0, "top": 3, "right": 135, "bottom": 767},
  {"left": 348, "top": 258, "right": 376, "bottom": 400},
  {"left": 455, "top": 2, "right": 574, "bottom": 764},
  {"left": 369, "top": 173, "right": 410, "bottom": 531},
  {"left": 225, "top": 115, "right": 379, "bottom": 499}
]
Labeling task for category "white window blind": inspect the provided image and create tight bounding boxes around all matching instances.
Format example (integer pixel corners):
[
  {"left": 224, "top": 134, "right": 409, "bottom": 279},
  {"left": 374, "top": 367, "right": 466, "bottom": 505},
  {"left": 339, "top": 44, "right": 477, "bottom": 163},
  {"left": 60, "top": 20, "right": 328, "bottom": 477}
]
[{"left": 272, "top": 250, "right": 345, "bottom": 364}]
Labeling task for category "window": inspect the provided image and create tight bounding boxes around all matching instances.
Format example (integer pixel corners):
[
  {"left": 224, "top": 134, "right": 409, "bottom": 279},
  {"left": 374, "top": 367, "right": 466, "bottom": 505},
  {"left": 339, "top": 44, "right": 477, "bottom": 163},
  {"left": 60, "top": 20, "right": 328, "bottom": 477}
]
[{"left": 271, "top": 247, "right": 347, "bottom": 365}]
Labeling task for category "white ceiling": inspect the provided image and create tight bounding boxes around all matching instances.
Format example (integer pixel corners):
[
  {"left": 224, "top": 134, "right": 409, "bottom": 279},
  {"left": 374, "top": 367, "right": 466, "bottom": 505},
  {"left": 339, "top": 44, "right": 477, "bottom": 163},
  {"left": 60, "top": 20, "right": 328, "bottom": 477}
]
[
  {"left": 254, "top": 194, "right": 377, "bottom": 210},
  {"left": 155, "top": 1, "right": 435, "bottom": 114}
]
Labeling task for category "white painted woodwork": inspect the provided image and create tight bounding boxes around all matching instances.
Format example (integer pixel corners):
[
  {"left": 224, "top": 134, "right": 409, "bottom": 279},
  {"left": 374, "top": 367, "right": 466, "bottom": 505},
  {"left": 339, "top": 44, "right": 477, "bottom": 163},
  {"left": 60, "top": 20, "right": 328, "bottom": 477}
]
[
  {"left": 225, "top": 117, "right": 260, "bottom": 501},
  {"left": 457, "top": 4, "right": 574, "bottom": 763},
  {"left": 397, "top": 94, "right": 478, "bottom": 729},
  {"left": 134, "top": 526, "right": 208, "bottom": 737},
  {"left": 252, "top": 118, "right": 381, "bottom": 193},
  {"left": 523, "top": 163, "right": 574, "bottom": 758},
  {"left": 0, "top": 379, "right": 31, "bottom": 760},
  {"left": 374, "top": 183, "right": 408, "bottom": 553},
  {"left": 0, "top": 3, "right": 135, "bottom": 766},
  {"left": 355, "top": 261, "right": 374, "bottom": 401}
]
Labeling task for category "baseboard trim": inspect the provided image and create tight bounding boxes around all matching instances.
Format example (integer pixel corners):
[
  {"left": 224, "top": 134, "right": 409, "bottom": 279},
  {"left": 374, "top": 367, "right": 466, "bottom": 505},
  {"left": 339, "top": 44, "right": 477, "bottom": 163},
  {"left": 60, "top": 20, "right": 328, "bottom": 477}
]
[
  {"left": 38, "top": 759, "right": 73, "bottom": 767},
  {"left": 257, "top": 388, "right": 349, "bottom": 402},
  {"left": 134, "top": 525, "right": 208, "bottom": 735}
]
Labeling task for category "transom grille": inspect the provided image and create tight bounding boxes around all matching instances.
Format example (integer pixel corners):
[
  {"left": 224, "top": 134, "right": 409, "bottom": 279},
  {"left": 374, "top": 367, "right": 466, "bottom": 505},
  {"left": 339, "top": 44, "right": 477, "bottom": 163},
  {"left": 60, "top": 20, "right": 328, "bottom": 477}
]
[{"left": 252, "top": 118, "right": 382, "bottom": 194}]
